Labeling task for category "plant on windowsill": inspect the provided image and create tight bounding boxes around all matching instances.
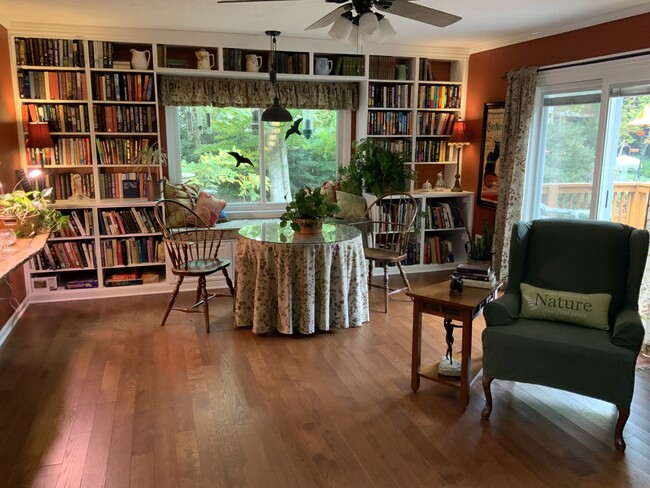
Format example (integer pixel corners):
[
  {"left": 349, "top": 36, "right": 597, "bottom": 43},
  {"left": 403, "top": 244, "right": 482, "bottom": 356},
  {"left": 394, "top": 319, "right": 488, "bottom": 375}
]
[
  {"left": 280, "top": 186, "right": 339, "bottom": 234},
  {"left": 337, "top": 138, "right": 416, "bottom": 197},
  {"left": 465, "top": 220, "right": 494, "bottom": 268},
  {"left": 0, "top": 189, "right": 68, "bottom": 237},
  {"left": 131, "top": 142, "right": 168, "bottom": 200}
]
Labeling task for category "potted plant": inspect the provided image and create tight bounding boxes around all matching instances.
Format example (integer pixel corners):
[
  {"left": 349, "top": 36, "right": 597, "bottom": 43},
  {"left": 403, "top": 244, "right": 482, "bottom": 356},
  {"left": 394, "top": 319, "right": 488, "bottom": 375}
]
[
  {"left": 0, "top": 189, "right": 68, "bottom": 237},
  {"left": 132, "top": 142, "right": 167, "bottom": 200},
  {"left": 465, "top": 220, "right": 493, "bottom": 267},
  {"left": 338, "top": 138, "right": 416, "bottom": 197},
  {"left": 279, "top": 186, "right": 339, "bottom": 234}
]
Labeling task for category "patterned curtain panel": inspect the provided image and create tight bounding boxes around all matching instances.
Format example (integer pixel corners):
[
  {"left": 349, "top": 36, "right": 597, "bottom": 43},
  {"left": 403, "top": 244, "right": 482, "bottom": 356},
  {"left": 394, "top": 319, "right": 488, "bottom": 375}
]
[
  {"left": 158, "top": 75, "right": 359, "bottom": 110},
  {"left": 493, "top": 66, "right": 538, "bottom": 282}
]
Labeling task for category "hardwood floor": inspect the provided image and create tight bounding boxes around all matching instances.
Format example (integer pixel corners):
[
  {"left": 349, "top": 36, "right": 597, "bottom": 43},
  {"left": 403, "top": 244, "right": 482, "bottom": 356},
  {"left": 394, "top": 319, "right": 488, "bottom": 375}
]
[{"left": 1, "top": 273, "right": 649, "bottom": 487}]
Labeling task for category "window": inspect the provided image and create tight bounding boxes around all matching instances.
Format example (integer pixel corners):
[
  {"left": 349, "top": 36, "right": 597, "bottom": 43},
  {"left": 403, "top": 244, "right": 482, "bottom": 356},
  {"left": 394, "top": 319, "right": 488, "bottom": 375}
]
[
  {"left": 523, "top": 54, "right": 650, "bottom": 231},
  {"left": 166, "top": 106, "right": 342, "bottom": 212}
]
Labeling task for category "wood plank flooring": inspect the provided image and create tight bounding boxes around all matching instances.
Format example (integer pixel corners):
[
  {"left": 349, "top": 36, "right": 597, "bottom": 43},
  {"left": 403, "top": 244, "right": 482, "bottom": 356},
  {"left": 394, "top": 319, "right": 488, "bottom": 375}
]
[{"left": 1, "top": 273, "right": 649, "bottom": 487}]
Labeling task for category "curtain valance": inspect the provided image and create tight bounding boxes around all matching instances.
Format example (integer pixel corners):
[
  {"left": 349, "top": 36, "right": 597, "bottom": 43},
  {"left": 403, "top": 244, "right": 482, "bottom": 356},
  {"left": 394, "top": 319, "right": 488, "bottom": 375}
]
[{"left": 158, "top": 75, "right": 359, "bottom": 111}]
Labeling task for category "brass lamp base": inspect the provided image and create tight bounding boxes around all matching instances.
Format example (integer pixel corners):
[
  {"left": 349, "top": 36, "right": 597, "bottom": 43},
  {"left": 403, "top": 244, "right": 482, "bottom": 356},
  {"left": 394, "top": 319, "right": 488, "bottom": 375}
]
[{"left": 451, "top": 173, "right": 462, "bottom": 192}]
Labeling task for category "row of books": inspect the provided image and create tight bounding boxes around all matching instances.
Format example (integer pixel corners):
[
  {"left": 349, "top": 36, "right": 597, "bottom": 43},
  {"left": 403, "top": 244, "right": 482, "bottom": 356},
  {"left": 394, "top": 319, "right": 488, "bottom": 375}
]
[
  {"left": 416, "top": 112, "right": 457, "bottom": 136},
  {"left": 15, "top": 37, "right": 85, "bottom": 67},
  {"left": 93, "top": 105, "right": 157, "bottom": 134},
  {"left": 36, "top": 173, "right": 95, "bottom": 200},
  {"left": 91, "top": 73, "right": 155, "bottom": 102},
  {"left": 414, "top": 139, "right": 451, "bottom": 163},
  {"left": 424, "top": 237, "right": 455, "bottom": 264},
  {"left": 98, "top": 208, "right": 158, "bottom": 236},
  {"left": 17, "top": 71, "right": 87, "bottom": 101},
  {"left": 22, "top": 103, "right": 89, "bottom": 133},
  {"left": 104, "top": 270, "right": 161, "bottom": 287},
  {"left": 26, "top": 137, "right": 92, "bottom": 167},
  {"left": 417, "top": 85, "right": 461, "bottom": 109},
  {"left": 333, "top": 56, "right": 365, "bottom": 76},
  {"left": 97, "top": 173, "right": 152, "bottom": 200},
  {"left": 95, "top": 137, "right": 152, "bottom": 165},
  {"left": 368, "top": 57, "right": 399, "bottom": 80},
  {"left": 368, "top": 83, "right": 412, "bottom": 109},
  {"left": 367, "top": 111, "right": 412, "bottom": 136},
  {"left": 100, "top": 237, "right": 165, "bottom": 267},
  {"left": 31, "top": 241, "right": 96, "bottom": 271},
  {"left": 88, "top": 41, "right": 130, "bottom": 69},
  {"left": 377, "top": 139, "right": 412, "bottom": 160},
  {"left": 419, "top": 58, "right": 437, "bottom": 82},
  {"left": 424, "top": 202, "right": 465, "bottom": 230},
  {"left": 453, "top": 263, "right": 497, "bottom": 289},
  {"left": 404, "top": 240, "right": 421, "bottom": 266},
  {"left": 51, "top": 209, "right": 94, "bottom": 238}
]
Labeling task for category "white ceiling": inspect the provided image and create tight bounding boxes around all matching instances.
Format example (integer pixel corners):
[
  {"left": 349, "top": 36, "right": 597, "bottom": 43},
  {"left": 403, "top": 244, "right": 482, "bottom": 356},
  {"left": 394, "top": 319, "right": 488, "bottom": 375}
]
[{"left": 2, "top": 0, "right": 650, "bottom": 52}]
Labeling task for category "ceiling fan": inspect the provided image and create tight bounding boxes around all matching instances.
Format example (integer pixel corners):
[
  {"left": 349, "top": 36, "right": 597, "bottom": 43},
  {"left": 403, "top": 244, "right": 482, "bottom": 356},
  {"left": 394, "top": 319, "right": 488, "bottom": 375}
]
[{"left": 218, "top": 0, "right": 462, "bottom": 39}]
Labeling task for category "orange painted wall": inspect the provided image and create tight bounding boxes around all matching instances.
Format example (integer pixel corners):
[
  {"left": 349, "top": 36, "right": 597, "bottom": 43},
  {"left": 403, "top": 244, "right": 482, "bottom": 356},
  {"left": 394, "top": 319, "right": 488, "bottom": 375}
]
[
  {"left": 464, "top": 13, "right": 650, "bottom": 234},
  {"left": 0, "top": 23, "right": 27, "bottom": 331}
]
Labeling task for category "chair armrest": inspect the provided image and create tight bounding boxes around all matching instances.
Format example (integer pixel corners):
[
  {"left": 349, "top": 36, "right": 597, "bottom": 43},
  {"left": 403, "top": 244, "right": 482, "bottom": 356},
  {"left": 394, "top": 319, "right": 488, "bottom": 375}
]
[
  {"left": 611, "top": 308, "right": 645, "bottom": 352},
  {"left": 483, "top": 293, "right": 520, "bottom": 326}
]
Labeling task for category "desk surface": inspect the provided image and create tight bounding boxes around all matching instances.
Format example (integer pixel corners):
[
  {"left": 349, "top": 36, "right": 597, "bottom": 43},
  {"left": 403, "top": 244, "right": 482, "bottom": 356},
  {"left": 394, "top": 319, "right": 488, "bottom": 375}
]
[
  {"left": 0, "top": 233, "right": 48, "bottom": 280},
  {"left": 407, "top": 281, "right": 500, "bottom": 309},
  {"left": 238, "top": 221, "right": 360, "bottom": 245}
]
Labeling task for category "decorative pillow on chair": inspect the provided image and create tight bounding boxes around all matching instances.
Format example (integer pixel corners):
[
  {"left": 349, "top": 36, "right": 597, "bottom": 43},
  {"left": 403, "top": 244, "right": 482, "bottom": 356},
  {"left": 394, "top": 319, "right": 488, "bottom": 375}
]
[
  {"left": 334, "top": 191, "right": 367, "bottom": 220},
  {"left": 193, "top": 192, "right": 227, "bottom": 226},
  {"left": 520, "top": 283, "right": 611, "bottom": 330},
  {"left": 162, "top": 179, "right": 200, "bottom": 227}
]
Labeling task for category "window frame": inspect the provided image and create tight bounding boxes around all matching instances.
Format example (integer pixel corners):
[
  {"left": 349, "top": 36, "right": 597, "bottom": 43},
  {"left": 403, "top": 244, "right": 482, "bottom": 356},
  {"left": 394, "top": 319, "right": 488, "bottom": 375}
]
[{"left": 165, "top": 106, "right": 352, "bottom": 219}]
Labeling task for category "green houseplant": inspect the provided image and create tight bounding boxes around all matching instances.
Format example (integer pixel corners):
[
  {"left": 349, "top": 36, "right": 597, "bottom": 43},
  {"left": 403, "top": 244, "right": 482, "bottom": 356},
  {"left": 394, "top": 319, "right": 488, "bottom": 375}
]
[
  {"left": 465, "top": 220, "right": 494, "bottom": 265},
  {"left": 338, "top": 138, "right": 415, "bottom": 197},
  {"left": 0, "top": 189, "right": 68, "bottom": 237},
  {"left": 280, "top": 186, "right": 339, "bottom": 234},
  {"left": 132, "top": 142, "right": 167, "bottom": 200}
]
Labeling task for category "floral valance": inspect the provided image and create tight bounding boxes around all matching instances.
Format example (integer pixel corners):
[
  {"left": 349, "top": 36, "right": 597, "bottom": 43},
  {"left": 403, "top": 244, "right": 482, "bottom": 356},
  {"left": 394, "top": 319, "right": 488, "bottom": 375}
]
[{"left": 158, "top": 75, "right": 359, "bottom": 111}]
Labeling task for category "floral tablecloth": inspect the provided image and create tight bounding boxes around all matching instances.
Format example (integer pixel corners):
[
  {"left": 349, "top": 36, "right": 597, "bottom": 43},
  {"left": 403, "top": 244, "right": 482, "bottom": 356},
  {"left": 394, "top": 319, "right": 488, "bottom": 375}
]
[{"left": 234, "top": 222, "right": 369, "bottom": 334}]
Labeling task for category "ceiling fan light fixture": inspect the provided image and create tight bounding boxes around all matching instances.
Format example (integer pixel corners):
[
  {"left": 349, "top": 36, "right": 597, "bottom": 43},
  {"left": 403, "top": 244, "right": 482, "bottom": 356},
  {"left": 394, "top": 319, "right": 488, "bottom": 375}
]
[
  {"left": 359, "top": 11, "right": 379, "bottom": 36},
  {"left": 377, "top": 17, "right": 396, "bottom": 42},
  {"left": 345, "top": 24, "right": 359, "bottom": 45},
  {"left": 329, "top": 13, "right": 353, "bottom": 40}
]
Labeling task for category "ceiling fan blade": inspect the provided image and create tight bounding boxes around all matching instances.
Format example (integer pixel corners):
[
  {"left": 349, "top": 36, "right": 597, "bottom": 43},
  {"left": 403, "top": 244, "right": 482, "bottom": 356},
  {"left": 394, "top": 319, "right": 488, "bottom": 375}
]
[
  {"left": 305, "top": 5, "right": 352, "bottom": 31},
  {"left": 376, "top": 0, "right": 462, "bottom": 28},
  {"left": 217, "top": 0, "right": 296, "bottom": 3}
]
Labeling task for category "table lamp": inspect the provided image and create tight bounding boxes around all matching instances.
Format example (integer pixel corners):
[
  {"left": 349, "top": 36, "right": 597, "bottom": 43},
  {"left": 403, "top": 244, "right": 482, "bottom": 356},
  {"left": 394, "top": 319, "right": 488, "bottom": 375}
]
[
  {"left": 26, "top": 122, "right": 54, "bottom": 168},
  {"left": 449, "top": 119, "right": 469, "bottom": 192}
]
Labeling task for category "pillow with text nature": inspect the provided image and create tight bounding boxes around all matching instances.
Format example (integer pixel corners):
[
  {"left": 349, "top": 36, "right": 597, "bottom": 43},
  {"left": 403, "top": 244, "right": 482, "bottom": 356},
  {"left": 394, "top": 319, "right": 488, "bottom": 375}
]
[
  {"left": 194, "top": 192, "right": 226, "bottom": 226},
  {"left": 519, "top": 283, "right": 611, "bottom": 330},
  {"left": 334, "top": 191, "right": 366, "bottom": 220}
]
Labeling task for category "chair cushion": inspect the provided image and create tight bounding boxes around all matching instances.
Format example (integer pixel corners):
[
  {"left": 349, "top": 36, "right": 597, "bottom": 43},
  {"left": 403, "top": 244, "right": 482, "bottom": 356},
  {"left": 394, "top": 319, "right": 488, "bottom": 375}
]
[
  {"left": 482, "top": 318, "right": 638, "bottom": 406},
  {"left": 520, "top": 283, "right": 611, "bottom": 330},
  {"left": 193, "top": 192, "right": 226, "bottom": 226},
  {"left": 335, "top": 191, "right": 366, "bottom": 220}
]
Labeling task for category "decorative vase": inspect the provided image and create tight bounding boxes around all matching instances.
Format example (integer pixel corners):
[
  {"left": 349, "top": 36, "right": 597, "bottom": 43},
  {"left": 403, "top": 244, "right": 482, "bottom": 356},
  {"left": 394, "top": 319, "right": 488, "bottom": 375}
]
[
  {"left": 292, "top": 218, "right": 323, "bottom": 235},
  {"left": 146, "top": 179, "right": 162, "bottom": 201}
]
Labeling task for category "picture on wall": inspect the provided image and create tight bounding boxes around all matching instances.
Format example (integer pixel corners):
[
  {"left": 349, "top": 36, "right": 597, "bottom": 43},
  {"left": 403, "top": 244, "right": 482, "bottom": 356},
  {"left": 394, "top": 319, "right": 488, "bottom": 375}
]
[{"left": 477, "top": 102, "right": 505, "bottom": 207}]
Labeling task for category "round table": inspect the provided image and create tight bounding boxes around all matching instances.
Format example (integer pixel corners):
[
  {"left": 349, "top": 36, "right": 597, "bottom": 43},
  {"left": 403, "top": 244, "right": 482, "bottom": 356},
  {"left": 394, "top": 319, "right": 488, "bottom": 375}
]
[{"left": 234, "top": 221, "right": 369, "bottom": 334}]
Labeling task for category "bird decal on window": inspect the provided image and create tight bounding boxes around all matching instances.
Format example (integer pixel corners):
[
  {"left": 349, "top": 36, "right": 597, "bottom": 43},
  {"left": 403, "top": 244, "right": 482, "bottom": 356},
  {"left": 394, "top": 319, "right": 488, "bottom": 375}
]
[
  {"left": 227, "top": 151, "right": 254, "bottom": 167},
  {"left": 284, "top": 117, "right": 303, "bottom": 140}
]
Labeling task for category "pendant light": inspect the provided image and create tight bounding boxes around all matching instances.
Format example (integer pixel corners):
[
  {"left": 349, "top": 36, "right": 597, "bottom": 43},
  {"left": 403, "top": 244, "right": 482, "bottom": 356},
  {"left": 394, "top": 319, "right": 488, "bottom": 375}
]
[{"left": 261, "top": 30, "right": 292, "bottom": 124}]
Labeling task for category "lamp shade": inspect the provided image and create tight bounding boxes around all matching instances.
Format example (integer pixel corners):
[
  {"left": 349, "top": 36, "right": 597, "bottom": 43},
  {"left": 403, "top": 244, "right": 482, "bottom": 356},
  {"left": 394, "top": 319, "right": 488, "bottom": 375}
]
[
  {"left": 449, "top": 119, "right": 469, "bottom": 145},
  {"left": 378, "top": 17, "right": 396, "bottom": 43},
  {"left": 26, "top": 122, "right": 54, "bottom": 149},
  {"left": 261, "top": 96, "right": 293, "bottom": 123},
  {"left": 329, "top": 14, "right": 353, "bottom": 41},
  {"left": 359, "top": 11, "right": 379, "bottom": 36}
]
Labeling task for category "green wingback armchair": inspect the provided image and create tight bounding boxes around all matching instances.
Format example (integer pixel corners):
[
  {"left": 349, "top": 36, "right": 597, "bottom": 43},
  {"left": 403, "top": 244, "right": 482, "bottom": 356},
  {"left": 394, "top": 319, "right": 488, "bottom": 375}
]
[{"left": 481, "top": 219, "right": 649, "bottom": 451}]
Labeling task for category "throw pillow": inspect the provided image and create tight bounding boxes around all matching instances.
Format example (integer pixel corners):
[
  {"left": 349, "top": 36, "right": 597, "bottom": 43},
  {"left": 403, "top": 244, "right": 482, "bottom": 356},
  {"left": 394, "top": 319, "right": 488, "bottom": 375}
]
[
  {"left": 194, "top": 192, "right": 227, "bottom": 226},
  {"left": 162, "top": 180, "right": 200, "bottom": 227},
  {"left": 334, "top": 191, "right": 366, "bottom": 220},
  {"left": 519, "top": 283, "right": 611, "bottom": 330}
]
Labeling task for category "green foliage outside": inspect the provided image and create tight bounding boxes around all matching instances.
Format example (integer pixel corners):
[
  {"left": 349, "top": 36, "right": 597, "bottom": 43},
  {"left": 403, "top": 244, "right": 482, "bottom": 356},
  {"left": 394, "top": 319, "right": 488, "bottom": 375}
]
[{"left": 178, "top": 107, "right": 337, "bottom": 203}]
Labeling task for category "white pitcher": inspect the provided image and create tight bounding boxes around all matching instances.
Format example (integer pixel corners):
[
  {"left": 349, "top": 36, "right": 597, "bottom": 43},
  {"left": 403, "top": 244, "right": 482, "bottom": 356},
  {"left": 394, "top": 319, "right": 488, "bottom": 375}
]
[
  {"left": 246, "top": 54, "right": 263, "bottom": 72},
  {"left": 315, "top": 57, "right": 333, "bottom": 75},
  {"left": 195, "top": 49, "right": 215, "bottom": 70},
  {"left": 130, "top": 49, "right": 151, "bottom": 70}
]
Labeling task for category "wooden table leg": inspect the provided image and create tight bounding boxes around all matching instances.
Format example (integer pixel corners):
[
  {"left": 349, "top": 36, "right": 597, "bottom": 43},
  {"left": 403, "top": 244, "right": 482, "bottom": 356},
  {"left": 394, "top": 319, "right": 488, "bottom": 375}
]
[
  {"left": 459, "top": 311, "right": 473, "bottom": 409},
  {"left": 411, "top": 299, "right": 422, "bottom": 392}
]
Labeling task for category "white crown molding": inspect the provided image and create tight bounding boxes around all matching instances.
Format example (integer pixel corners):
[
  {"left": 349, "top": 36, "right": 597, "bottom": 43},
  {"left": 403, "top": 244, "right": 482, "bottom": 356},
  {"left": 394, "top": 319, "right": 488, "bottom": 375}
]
[
  {"left": 0, "top": 12, "right": 11, "bottom": 29},
  {"left": 468, "top": 4, "right": 650, "bottom": 55}
]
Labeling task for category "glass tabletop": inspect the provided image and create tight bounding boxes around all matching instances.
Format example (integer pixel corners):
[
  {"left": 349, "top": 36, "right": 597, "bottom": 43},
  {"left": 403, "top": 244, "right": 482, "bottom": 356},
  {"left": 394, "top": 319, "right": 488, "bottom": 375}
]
[{"left": 238, "top": 220, "right": 361, "bottom": 245}]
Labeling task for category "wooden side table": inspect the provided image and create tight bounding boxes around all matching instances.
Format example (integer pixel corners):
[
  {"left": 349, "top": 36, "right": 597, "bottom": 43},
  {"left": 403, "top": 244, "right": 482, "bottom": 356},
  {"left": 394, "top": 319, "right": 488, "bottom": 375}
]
[{"left": 407, "top": 281, "right": 500, "bottom": 409}]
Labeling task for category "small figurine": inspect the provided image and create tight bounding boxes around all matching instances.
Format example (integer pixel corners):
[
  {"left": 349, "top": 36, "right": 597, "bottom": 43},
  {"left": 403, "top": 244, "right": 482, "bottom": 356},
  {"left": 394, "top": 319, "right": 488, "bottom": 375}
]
[
  {"left": 434, "top": 171, "right": 446, "bottom": 191},
  {"left": 421, "top": 179, "right": 433, "bottom": 191},
  {"left": 449, "top": 274, "right": 463, "bottom": 295}
]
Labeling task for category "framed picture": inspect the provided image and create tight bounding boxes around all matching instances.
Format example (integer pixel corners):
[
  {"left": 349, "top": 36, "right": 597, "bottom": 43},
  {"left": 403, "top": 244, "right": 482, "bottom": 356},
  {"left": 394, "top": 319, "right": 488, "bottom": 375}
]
[{"left": 477, "top": 102, "right": 505, "bottom": 208}]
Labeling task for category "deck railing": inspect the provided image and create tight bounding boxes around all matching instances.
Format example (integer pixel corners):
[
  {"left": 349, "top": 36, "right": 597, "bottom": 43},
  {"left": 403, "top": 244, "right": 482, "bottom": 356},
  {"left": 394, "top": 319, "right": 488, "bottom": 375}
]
[{"left": 541, "top": 182, "right": 650, "bottom": 229}]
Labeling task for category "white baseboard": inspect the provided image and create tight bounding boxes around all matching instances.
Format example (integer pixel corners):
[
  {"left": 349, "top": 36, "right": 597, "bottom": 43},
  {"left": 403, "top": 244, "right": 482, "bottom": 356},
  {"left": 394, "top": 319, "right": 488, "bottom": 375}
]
[{"left": 0, "top": 297, "right": 30, "bottom": 349}]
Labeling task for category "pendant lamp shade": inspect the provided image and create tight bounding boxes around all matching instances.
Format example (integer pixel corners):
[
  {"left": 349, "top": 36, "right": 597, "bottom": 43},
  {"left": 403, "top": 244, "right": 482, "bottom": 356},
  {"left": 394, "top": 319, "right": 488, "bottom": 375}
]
[
  {"left": 329, "top": 14, "right": 353, "bottom": 41},
  {"left": 359, "top": 11, "right": 379, "bottom": 36},
  {"left": 261, "top": 30, "right": 292, "bottom": 124}
]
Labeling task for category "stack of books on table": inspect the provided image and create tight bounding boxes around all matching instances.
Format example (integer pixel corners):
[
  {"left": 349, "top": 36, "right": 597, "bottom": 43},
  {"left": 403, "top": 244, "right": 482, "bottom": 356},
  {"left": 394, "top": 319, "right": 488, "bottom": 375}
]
[{"left": 453, "top": 263, "right": 497, "bottom": 289}]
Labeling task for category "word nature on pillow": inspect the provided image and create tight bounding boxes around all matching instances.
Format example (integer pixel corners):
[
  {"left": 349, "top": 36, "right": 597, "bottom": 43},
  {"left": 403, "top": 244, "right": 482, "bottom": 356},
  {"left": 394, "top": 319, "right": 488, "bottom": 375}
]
[{"left": 520, "top": 283, "right": 611, "bottom": 330}]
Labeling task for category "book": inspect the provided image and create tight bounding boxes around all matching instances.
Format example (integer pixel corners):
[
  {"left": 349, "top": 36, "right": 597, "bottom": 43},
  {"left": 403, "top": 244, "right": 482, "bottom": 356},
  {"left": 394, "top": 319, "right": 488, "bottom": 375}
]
[
  {"left": 455, "top": 275, "right": 497, "bottom": 289},
  {"left": 456, "top": 263, "right": 492, "bottom": 275}
]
